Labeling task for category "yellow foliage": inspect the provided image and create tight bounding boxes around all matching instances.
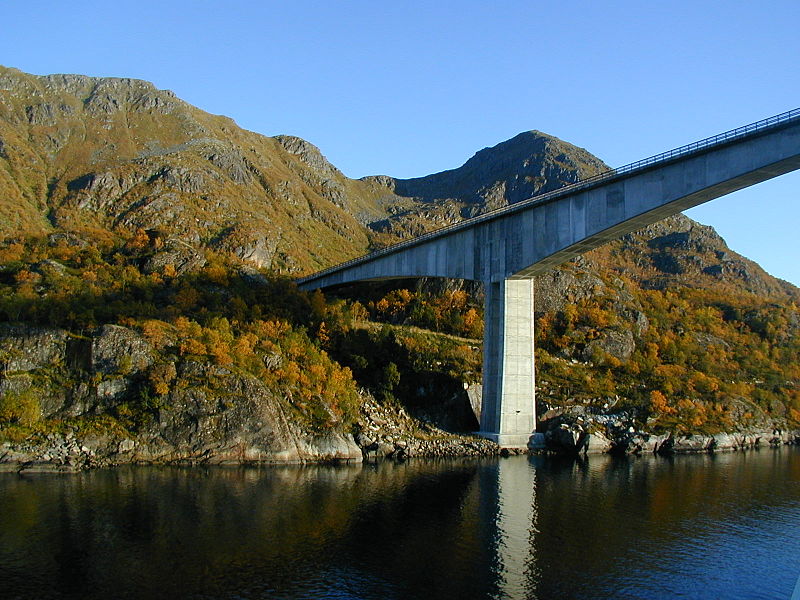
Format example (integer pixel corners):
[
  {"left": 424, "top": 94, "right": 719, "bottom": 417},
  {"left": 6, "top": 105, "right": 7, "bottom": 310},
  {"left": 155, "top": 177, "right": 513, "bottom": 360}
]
[
  {"left": 653, "top": 364, "right": 687, "bottom": 379},
  {"left": 233, "top": 332, "right": 258, "bottom": 357},
  {"left": 203, "top": 263, "right": 228, "bottom": 285},
  {"left": 584, "top": 306, "right": 611, "bottom": 328},
  {"left": 316, "top": 321, "right": 330, "bottom": 346},
  {"left": 142, "top": 319, "right": 171, "bottom": 349},
  {"left": 462, "top": 308, "right": 483, "bottom": 338},
  {"left": 148, "top": 362, "right": 177, "bottom": 396},
  {"left": 163, "top": 263, "right": 178, "bottom": 278},
  {"left": 179, "top": 338, "right": 207, "bottom": 356},
  {"left": 0, "top": 242, "right": 24, "bottom": 264},
  {"left": 125, "top": 228, "right": 150, "bottom": 251},
  {"left": 252, "top": 319, "right": 291, "bottom": 341}
]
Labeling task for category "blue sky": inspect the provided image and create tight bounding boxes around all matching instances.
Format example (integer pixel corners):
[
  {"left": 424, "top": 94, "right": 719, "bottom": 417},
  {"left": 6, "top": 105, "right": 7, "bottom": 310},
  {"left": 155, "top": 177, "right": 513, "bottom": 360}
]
[{"left": 2, "top": 0, "right": 799, "bottom": 284}]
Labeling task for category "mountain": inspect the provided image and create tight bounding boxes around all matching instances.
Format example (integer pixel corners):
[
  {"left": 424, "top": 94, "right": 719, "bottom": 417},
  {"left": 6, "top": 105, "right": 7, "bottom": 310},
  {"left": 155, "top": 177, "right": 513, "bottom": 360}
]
[
  {"left": 0, "top": 66, "right": 390, "bottom": 272},
  {"left": 365, "top": 130, "right": 607, "bottom": 237},
  {"left": 3, "top": 64, "right": 793, "bottom": 302},
  {"left": 0, "top": 66, "right": 797, "bottom": 466}
]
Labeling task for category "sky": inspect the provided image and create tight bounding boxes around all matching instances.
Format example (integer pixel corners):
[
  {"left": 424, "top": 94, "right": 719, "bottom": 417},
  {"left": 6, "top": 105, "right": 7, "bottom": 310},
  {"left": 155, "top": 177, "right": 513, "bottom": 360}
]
[{"left": 2, "top": 0, "right": 799, "bottom": 284}]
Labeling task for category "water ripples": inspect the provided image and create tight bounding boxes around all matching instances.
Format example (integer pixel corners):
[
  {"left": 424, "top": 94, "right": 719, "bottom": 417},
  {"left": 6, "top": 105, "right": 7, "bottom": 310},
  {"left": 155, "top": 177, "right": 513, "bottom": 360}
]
[{"left": 1, "top": 449, "right": 798, "bottom": 599}]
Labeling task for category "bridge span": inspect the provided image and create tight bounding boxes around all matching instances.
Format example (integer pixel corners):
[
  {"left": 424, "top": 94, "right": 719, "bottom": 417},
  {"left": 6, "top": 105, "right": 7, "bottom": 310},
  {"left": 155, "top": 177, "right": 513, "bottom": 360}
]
[{"left": 298, "top": 109, "right": 800, "bottom": 448}]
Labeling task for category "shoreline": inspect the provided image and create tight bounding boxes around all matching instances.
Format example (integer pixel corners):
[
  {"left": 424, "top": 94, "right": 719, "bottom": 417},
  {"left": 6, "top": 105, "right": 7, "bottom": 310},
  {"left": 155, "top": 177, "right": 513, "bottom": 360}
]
[{"left": 2, "top": 427, "right": 797, "bottom": 475}]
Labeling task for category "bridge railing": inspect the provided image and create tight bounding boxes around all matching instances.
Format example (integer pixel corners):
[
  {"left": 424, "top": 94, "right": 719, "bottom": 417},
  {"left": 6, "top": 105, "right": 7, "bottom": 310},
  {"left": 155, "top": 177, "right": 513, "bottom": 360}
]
[{"left": 299, "top": 107, "right": 800, "bottom": 284}]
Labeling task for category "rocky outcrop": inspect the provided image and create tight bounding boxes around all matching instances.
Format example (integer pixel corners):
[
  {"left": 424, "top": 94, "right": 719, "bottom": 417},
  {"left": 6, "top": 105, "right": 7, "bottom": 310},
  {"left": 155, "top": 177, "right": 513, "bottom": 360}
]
[
  {"left": 621, "top": 215, "right": 794, "bottom": 299},
  {"left": 354, "top": 394, "right": 498, "bottom": 459},
  {"left": 538, "top": 406, "right": 799, "bottom": 456},
  {"left": 0, "top": 323, "right": 501, "bottom": 471},
  {"left": 581, "top": 329, "right": 636, "bottom": 363},
  {"left": 0, "top": 324, "right": 366, "bottom": 470}
]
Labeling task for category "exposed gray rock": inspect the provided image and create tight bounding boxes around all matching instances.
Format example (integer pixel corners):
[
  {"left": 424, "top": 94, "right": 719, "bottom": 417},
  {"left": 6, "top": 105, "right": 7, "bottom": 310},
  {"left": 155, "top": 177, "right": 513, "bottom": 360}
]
[
  {"left": 534, "top": 267, "right": 605, "bottom": 314},
  {"left": 47, "top": 232, "right": 89, "bottom": 248},
  {"left": 354, "top": 393, "right": 498, "bottom": 459},
  {"left": 232, "top": 235, "right": 279, "bottom": 269},
  {"left": 692, "top": 332, "right": 730, "bottom": 350},
  {"left": 0, "top": 324, "right": 68, "bottom": 372},
  {"left": 298, "top": 433, "right": 362, "bottom": 461},
  {"left": 83, "top": 78, "right": 179, "bottom": 116},
  {"left": 275, "top": 135, "right": 342, "bottom": 180},
  {"left": 154, "top": 165, "right": 212, "bottom": 193},
  {"left": 466, "top": 383, "right": 482, "bottom": 424},
  {"left": 360, "top": 174, "right": 396, "bottom": 189},
  {"left": 25, "top": 103, "right": 57, "bottom": 126},
  {"left": 96, "top": 378, "right": 132, "bottom": 404},
  {"left": 632, "top": 311, "right": 649, "bottom": 336},
  {"left": 583, "top": 430, "right": 614, "bottom": 454},
  {"left": 582, "top": 329, "right": 636, "bottom": 363},
  {"left": 546, "top": 423, "right": 585, "bottom": 453},
  {"left": 33, "top": 259, "right": 69, "bottom": 277},
  {"left": 142, "top": 245, "right": 207, "bottom": 276},
  {"left": 206, "top": 146, "right": 253, "bottom": 184},
  {"left": 91, "top": 325, "right": 153, "bottom": 375},
  {"left": 663, "top": 435, "right": 715, "bottom": 453}
]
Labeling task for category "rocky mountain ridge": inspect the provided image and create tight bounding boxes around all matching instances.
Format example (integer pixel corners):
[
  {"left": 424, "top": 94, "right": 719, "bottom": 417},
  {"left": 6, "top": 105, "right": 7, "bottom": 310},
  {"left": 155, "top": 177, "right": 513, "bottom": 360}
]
[
  {"left": 2, "top": 64, "right": 795, "bottom": 301},
  {"left": 0, "top": 66, "right": 382, "bottom": 271}
]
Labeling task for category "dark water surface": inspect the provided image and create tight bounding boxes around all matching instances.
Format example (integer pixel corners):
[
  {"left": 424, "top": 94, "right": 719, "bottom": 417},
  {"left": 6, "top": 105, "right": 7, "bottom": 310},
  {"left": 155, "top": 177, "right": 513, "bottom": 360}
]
[{"left": 1, "top": 448, "right": 799, "bottom": 600}]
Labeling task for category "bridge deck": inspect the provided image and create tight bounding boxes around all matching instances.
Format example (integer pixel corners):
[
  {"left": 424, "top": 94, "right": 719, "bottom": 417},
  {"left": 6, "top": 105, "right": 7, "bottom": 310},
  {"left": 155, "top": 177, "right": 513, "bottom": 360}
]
[{"left": 299, "top": 108, "right": 800, "bottom": 288}]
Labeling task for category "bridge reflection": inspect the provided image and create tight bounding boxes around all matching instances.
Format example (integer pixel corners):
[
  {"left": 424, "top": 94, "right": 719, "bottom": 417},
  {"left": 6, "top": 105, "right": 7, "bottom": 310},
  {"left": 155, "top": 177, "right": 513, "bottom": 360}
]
[{"left": 479, "top": 456, "right": 539, "bottom": 599}]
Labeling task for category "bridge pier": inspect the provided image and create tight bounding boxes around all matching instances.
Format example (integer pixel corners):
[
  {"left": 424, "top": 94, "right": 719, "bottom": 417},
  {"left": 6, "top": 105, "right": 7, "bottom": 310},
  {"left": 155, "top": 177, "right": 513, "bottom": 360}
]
[{"left": 477, "top": 278, "right": 537, "bottom": 448}]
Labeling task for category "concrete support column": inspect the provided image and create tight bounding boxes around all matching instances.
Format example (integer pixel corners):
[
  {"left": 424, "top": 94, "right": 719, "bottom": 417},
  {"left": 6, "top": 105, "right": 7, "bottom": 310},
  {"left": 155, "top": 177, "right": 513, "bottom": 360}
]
[{"left": 478, "top": 278, "right": 537, "bottom": 448}]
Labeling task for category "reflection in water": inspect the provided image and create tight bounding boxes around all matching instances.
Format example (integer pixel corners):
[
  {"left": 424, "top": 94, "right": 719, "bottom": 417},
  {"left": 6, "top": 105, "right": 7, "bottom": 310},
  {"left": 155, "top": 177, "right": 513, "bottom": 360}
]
[
  {"left": 0, "top": 449, "right": 798, "bottom": 599},
  {"left": 483, "top": 457, "right": 538, "bottom": 599}
]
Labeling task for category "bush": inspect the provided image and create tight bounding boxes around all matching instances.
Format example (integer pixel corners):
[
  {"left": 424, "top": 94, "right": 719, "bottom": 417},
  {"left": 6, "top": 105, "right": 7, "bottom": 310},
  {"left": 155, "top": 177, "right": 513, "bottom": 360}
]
[{"left": 0, "top": 388, "right": 41, "bottom": 426}]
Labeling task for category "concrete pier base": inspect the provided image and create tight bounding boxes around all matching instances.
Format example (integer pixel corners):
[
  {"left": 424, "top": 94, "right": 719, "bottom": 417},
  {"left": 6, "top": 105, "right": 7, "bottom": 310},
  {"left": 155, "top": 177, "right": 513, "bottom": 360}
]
[{"left": 477, "top": 278, "right": 537, "bottom": 448}]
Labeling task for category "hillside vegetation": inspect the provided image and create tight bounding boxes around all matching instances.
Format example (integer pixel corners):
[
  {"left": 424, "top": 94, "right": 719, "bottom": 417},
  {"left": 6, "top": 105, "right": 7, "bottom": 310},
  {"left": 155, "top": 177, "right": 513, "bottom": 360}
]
[{"left": 0, "top": 66, "right": 798, "bottom": 462}]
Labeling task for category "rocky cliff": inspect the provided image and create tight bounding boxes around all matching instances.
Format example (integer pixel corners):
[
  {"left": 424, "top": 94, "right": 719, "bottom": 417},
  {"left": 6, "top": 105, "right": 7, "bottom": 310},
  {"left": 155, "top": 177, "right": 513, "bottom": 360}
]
[{"left": 0, "top": 323, "right": 365, "bottom": 470}]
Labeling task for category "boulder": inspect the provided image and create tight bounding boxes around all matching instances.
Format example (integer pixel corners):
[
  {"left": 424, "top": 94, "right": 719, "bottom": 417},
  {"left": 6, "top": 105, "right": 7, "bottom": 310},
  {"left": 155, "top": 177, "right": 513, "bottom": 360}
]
[
  {"left": 298, "top": 433, "right": 362, "bottom": 461},
  {"left": 583, "top": 430, "right": 614, "bottom": 454},
  {"left": 582, "top": 329, "right": 636, "bottom": 363},
  {"left": 547, "top": 423, "right": 585, "bottom": 453},
  {"left": 0, "top": 324, "right": 68, "bottom": 372},
  {"left": 663, "top": 434, "right": 715, "bottom": 453}
]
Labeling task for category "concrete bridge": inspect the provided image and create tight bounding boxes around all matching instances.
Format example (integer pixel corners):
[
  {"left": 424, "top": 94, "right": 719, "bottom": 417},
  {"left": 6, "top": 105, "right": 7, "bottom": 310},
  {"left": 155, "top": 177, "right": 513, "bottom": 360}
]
[{"left": 298, "top": 109, "right": 800, "bottom": 448}]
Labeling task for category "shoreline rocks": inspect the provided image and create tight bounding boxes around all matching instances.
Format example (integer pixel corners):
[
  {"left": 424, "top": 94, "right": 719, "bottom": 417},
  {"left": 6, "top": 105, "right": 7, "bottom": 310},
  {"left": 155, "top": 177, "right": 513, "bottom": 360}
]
[
  {"left": 539, "top": 417, "right": 799, "bottom": 456},
  {"left": 1, "top": 422, "right": 797, "bottom": 474}
]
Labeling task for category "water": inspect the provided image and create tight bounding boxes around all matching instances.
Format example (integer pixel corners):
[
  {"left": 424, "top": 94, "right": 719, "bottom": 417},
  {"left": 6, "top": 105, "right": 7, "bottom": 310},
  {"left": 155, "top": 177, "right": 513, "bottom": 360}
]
[{"left": 1, "top": 448, "right": 799, "bottom": 600}]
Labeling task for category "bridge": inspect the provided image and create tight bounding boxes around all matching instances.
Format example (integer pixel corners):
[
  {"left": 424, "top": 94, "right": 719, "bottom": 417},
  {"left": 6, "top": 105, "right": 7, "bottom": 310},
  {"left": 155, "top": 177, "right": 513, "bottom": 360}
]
[{"left": 298, "top": 109, "right": 800, "bottom": 448}]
